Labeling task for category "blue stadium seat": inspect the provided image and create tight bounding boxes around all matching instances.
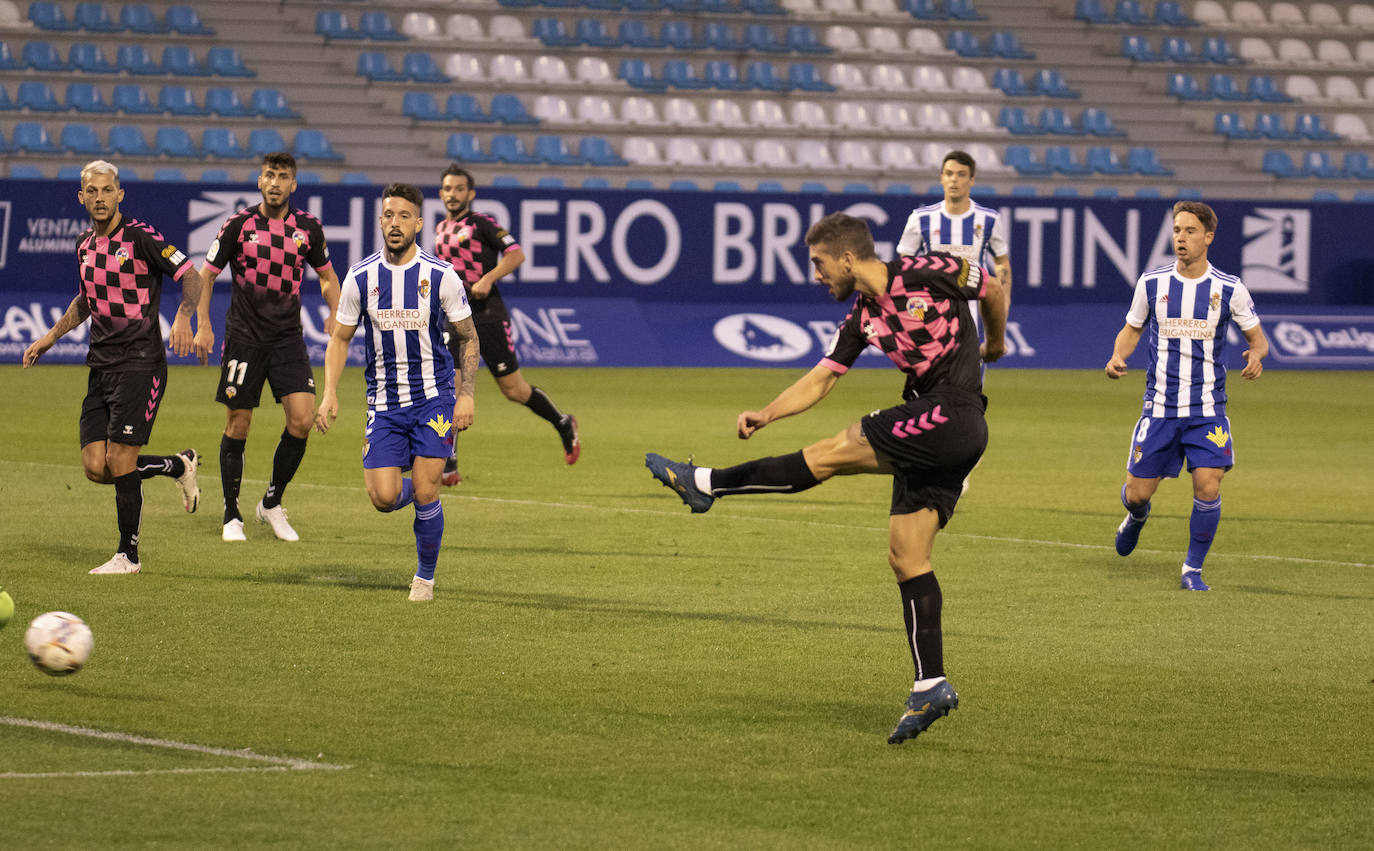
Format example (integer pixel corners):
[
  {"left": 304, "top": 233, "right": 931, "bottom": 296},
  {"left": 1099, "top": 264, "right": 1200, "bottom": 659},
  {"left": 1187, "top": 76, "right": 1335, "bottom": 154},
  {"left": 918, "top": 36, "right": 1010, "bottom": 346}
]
[
  {"left": 1074, "top": 0, "right": 1110, "bottom": 23},
  {"left": 1082, "top": 108, "right": 1125, "bottom": 136},
  {"left": 1310, "top": 190, "right": 1341, "bottom": 202},
  {"left": 1004, "top": 145, "right": 1051, "bottom": 176},
  {"left": 842, "top": 182, "right": 872, "bottom": 194},
  {"left": 1341, "top": 153, "right": 1374, "bottom": 179},
  {"left": 1113, "top": 0, "right": 1148, "bottom": 24},
  {"left": 1121, "top": 35, "right": 1161, "bottom": 63},
  {"left": 205, "top": 87, "right": 252, "bottom": 117},
  {"left": 446, "top": 132, "right": 497, "bottom": 163},
  {"left": 201, "top": 127, "right": 249, "bottom": 159},
  {"left": 787, "top": 63, "right": 835, "bottom": 92},
  {"left": 1034, "top": 69, "right": 1080, "bottom": 98},
  {"left": 22, "top": 41, "right": 69, "bottom": 71},
  {"left": 785, "top": 25, "right": 829, "bottom": 54},
  {"left": 316, "top": 10, "right": 361, "bottom": 40},
  {"left": 756, "top": 180, "right": 785, "bottom": 192},
  {"left": 403, "top": 52, "right": 448, "bottom": 83},
  {"left": 576, "top": 19, "right": 619, "bottom": 48},
  {"left": 746, "top": 24, "right": 786, "bottom": 53},
  {"left": 581, "top": 177, "right": 611, "bottom": 189},
  {"left": 489, "top": 134, "right": 538, "bottom": 164},
  {"left": 153, "top": 167, "right": 188, "bottom": 182},
  {"left": 993, "top": 68, "right": 1032, "bottom": 96},
  {"left": 1045, "top": 145, "right": 1091, "bottom": 175},
  {"left": 946, "top": 30, "right": 985, "bottom": 58},
  {"left": 0, "top": 84, "right": 13, "bottom": 111},
  {"left": 989, "top": 32, "right": 1033, "bottom": 60},
  {"left": 1252, "top": 112, "right": 1294, "bottom": 140},
  {"left": 403, "top": 91, "right": 444, "bottom": 121},
  {"left": 532, "top": 17, "right": 577, "bottom": 47},
  {"left": 745, "top": 0, "right": 786, "bottom": 14},
  {"left": 661, "top": 21, "right": 703, "bottom": 51},
  {"left": 1039, "top": 107, "right": 1080, "bottom": 135},
  {"left": 166, "top": 6, "right": 214, "bottom": 35},
  {"left": 1010, "top": 185, "right": 1039, "bottom": 197},
  {"left": 159, "top": 85, "right": 209, "bottom": 115},
  {"left": 1160, "top": 37, "right": 1195, "bottom": 63},
  {"left": 13, "top": 122, "right": 60, "bottom": 152},
  {"left": 1085, "top": 146, "right": 1130, "bottom": 174},
  {"left": 490, "top": 175, "right": 523, "bottom": 188},
  {"left": 534, "top": 135, "right": 582, "bottom": 165},
  {"left": 618, "top": 21, "right": 661, "bottom": 49},
  {"left": 113, "top": 85, "right": 158, "bottom": 114},
  {"left": 619, "top": 58, "right": 667, "bottom": 91},
  {"left": 579, "top": 136, "right": 628, "bottom": 166},
  {"left": 1213, "top": 112, "right": 1253, "bottom": 139},
  {"left": 357, "top": 52, "right": 406, "bottom": 82},
  {"left": 1261, "top": 151, "right": 1300, "bottom": 178},
  {"left": 1093, "top": 187, "right": 1120, "bottom": 198},
  {"left": 1293, "top": 113, "right": 1340, "bottom": 141},
  {"left": 669, "top": 179, "right": 701, "bottom": 191},
  {"left": 1052, "top": 186, "right": 1080, "bottom": 197},
  {"left": 207, "top": 47, "right": 255, "bottom": 77},
  {"left": 624, "top": 178, "right": 655, "bottom": 189},
  {"left": 1208, "top": 74, "right": 1249, "bottom": 101},
  {"left": 120, "top": 4, "right": 167, "bottom": 34},
  {"left": 156, "top": 126, "right": 199, "bottom": 157},
  {"left": 162, "top": 45, "right": 210, "bottom": 76},
  {"left": 1153, "top": 1, "right": 1196, "bottom": 26},
  {"left": 248, "top": 128, "right": 287, "bottom": 157},
  {"left": 711, "top": 180, "right": 742, "bottom": 192},
  {"left": 69, "top": 42, "right": 116, "bottom": 73},
  {"left": 1166, "top": 73, "right": 1206, "bottom": 100},
  {"left": 444, "top": 93, "right": 495, "bottom": 123},
  {"left": 28, "top": 1, "right": 79, "bottom": 30},
  {"left": 108, "top": 125, "right": 154, "bottom": 155},
  {"left": 490, "top": 93, "right": 539, "bottom": 125},
  {"left": 702, "top": 0, "right": 743, "bottom": 12},
  {"left": 9, "top": 165, "right": 47, "bottom": 179},
  {"left": 358, "top": 11, "right": 405, "bottom": 41},
  {"left": 56, "top": 165, "right": 85, "bottom": 180},
  {"left": 663, "top": 0, "right": 703, "bottom": 10},
  {"left": 745, "top": 61, "right": 789, "bottom": 91},
  {"left": 909, "top": 0, "right": 947, "bottom": 20},
  {"left": 1127, "top": 146, "right": 1173, "bottom": 176},
  {"left": 947, "top": 0, "right": 985, "bottom": 20},
  {"left": 295, "top": 171, "right": 322, "bottom": 184},
  {"left": 1301, "top": 151, "right": 1342, "bottom": 179},
  {"left": 17, "top": 80, "right": 63, "bottom": 111},
  {"left": 704, "top": 22, "right": 744, "bottom": 51},
  {"left": 884, "top": 183, "right": 914, "bottom": 195},
  {"left": 293, "top": 129, "right": 344, "bottom": 161},
  {"left": 704, "top": 61, "right": 749, "bottom": 91},
  {"left": 1200, "top": 37, "right": 1237, "bottom": 65},
  {"left": 999, "top": 106, "right": 1040, "bottom": 135},
  {"left": 340, "top": 172, "right": 373, "bottom": 185},
  {"left": 0, "top": 41, "right": 18, "bottom": 71},
  {"left": 663, "top": 60, "right": 711, "bottom": 90},
  {"left": 1247, "top": 76, "right": 1291, "bottom": 103},
  {"left": 250, "top": 88, "right": 299, "bottom": 119},
  {"left": 60, "top": 122, "right": 103, "bottom": 154},
  {"left": 117, "top": 44, "right": 161, "bottom": 75},
  {"left": 73, "top": 2, "right": 121, "bottom": 32}
]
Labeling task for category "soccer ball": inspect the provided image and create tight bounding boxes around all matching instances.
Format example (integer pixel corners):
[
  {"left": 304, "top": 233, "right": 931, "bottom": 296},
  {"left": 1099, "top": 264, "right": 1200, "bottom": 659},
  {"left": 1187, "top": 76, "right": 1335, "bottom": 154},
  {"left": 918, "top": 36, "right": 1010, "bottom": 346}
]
[{"left": 24, "top": 611, "right": 94, "bottom": 677}]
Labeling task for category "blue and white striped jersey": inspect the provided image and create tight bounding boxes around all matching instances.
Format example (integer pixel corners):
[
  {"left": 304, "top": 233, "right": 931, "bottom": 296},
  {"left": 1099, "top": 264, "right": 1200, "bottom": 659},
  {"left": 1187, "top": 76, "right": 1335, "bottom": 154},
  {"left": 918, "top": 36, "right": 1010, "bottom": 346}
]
[
  {"left": 336, "top": 248, "right": 472, "bottom": 412},
  {"left": 896, "top": 201, "right": 1008, "bottom": 267},
  {"left": 1125, "top": 262, "right": 1260, "bottom": 418}
]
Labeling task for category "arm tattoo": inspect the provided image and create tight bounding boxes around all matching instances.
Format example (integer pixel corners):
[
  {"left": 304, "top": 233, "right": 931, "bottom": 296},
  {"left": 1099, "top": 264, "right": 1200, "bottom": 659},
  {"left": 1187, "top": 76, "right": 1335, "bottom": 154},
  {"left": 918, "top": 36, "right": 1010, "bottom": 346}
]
[
  {"left": 50, "top": 295, "right": 91, "bottom": 338},
  {"left": 453, "top": 317, "right": 479, "bottom": 400}
]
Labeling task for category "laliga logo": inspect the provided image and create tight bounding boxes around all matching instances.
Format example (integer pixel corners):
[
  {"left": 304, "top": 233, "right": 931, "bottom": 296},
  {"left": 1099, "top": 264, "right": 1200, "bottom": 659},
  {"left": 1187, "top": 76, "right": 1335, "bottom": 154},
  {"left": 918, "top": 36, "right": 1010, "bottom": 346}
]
[
  {"left": 713, "top": 313, "right": 812, "bottom": 362},
  {"left": 1241, "top": 209, "right": 1310, "bottom": 293},
  {"left": 1272, "top": 321, "right": 1318, "bottom": 357}
]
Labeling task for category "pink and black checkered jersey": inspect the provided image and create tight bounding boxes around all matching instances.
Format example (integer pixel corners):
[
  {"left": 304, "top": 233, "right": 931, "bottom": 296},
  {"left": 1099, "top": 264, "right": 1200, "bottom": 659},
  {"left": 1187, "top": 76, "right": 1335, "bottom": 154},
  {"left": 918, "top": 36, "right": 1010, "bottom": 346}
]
[
  {"left": 433, "top": 211, "right": 519, "bottom": 320},
  {"left": 821, "top": 253, "right": 990, "bottom": 397},
  {"left": 203, "top": 206, "right": 332, "bottom": 344},
  {"left": 76, "top": 216, "right": 193, "bottom": 371}
]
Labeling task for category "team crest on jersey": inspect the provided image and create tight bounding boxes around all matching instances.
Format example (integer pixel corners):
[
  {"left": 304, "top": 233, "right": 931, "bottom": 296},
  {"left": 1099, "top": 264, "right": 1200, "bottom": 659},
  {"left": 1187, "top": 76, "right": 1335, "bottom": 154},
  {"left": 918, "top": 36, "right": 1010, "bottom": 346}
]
[
  {"left": 974, "top": 224, "right": 983, "bottom": 238},
  {"left": 1209, "top": 292, "right": 1221, "bottom": 311},
  {"left": 292, "top": 229, "right": 306, "bottom": 248},
  {"left": 1133, "top": 444, "right": 1143, "bottom": 464},
  {"left": 115, "top": 246, "right": 129, "bottom": 265},
  {"left": 225, "top": 386, "right": 237, "bottom": 399},
  {"left": 906, "top": 296, "right": 930, "bottom": 320},
  {"left": 863, "top": 321, "right": 878, "bottom": 339},
  {"left": 418, "top": 279, "right": 430, "bottom": 299},
  {"left": 247, "top": 232, "right": 258, "bottom": 243},
  {"left": 456, "top": 226, "right": 472, "bottom": 243}
]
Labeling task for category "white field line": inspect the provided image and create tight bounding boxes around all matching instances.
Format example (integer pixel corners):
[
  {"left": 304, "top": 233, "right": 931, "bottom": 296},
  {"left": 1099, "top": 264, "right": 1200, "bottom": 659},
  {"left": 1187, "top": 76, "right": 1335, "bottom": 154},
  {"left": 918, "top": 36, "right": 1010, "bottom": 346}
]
[
  {"left": 4, "top": 460, "right": 1371, "bottom": 570},
  {"left": 0, "top": 716, "right": 350, "bottom": 779}
]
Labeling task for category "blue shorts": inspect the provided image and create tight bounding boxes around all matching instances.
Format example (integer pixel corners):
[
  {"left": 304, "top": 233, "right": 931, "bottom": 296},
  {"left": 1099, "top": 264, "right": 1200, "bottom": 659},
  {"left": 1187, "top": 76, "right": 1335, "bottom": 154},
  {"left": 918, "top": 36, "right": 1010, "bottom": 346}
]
[
  {"left": 363, "top": 396, "right": 457, "bottom": 470},
  {"left": 1125, "top": 415, "right": 1235, "bottom": 479}
]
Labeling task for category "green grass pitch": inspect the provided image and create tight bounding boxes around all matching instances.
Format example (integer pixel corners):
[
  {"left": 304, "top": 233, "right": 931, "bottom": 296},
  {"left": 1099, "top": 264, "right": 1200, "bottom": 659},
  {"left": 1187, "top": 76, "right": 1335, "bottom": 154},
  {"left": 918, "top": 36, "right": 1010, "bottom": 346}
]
[{"left": 1, "top": 364, "right": 1371, "bottom": 848}]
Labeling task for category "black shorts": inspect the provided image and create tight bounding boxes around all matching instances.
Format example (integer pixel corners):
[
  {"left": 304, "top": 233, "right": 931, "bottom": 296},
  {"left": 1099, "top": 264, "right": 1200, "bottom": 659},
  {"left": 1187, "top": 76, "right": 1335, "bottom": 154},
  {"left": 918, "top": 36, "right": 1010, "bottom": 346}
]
[
  {"left": 860, "top": 389, "right": 988, "bottom": 525},
  {"left": 216, "top": 336, "right": 315, "bottom": 409},
  {"left": 447, "top": 317, "right": 520, "bottom": 379},
  {"left": 79, "top": 365, "right": 168, "bottom": 448}
]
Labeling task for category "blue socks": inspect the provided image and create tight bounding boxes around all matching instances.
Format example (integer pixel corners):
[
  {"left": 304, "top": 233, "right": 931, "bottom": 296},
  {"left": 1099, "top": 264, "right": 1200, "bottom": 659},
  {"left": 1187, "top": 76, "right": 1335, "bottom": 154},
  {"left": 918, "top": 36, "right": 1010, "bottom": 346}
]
[
  {"left": 1185, "top": 497, "right": 1221, "bottom": 570},
  {"left": 413, "top": 499, "right": 443, "bottom": 582},
  {"left": 1120, "top": 483, "right": 1150, "bottom": 522},
  {"left": 388, "top": 478, "right": 415, "bottom": 512}
]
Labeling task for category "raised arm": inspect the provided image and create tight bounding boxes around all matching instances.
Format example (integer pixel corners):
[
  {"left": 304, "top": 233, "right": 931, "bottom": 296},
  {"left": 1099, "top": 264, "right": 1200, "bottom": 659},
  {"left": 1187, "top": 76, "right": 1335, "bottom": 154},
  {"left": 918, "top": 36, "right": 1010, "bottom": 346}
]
[{"left": 737, "top": 364, "right": 842, "bottom": 439}]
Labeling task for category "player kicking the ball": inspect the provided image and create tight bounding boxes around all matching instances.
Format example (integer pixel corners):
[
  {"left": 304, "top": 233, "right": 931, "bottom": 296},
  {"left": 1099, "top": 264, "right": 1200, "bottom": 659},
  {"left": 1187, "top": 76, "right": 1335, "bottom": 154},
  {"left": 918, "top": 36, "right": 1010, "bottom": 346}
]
[{"left": 646, "top": 213, "right": 1006, "bottom": 744}]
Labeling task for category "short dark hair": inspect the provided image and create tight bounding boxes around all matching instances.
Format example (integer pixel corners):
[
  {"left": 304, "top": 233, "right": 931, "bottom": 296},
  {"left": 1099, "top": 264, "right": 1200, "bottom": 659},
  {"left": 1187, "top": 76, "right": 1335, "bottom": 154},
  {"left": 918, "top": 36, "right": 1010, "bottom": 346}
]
[
  {"left": 261, "top": 152, "right": 296, "bottom": 174},
  {"left": 441, "top": 163, "right": 475, "bottom": 189},
  {"left": 382, "top": 183, "right": 423, "bottom": 209},
  {"left": 941, "top": 150, "right": 977, "bottom": 178},
  {"left": 804, "top": 212, "right": 877, "bottom": 261},
  {"left": 1173, "top": 200, "right": 1217, "bottom": 234}
]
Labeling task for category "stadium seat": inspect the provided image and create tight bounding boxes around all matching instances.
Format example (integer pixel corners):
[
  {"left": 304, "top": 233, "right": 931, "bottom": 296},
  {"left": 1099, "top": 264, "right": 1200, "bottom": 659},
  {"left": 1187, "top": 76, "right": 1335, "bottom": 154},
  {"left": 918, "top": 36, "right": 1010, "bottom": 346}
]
[
  {"left": 490, "top": 93, "right": 538, "bottom": 125},
  {"left": 1160, "top": 37, "right": 1195, "bottom": 63},
  {"left": 795, "top": 140, "right": 835, "bottom": 170},
  {"left": 827, "top": 63, "right": 867, "bottom": 90},
  {"left": 250, "top": 88, "right": 299, "bottom": 119},
  {"left": 989, "top": 32, "right": 1034, "bottom": 60},
  {"left": 1075, "top": 0, "right": 1110, "bottom": 23},
  {"left": 910, "top": 103, "right": 947, "bottom": 132},
  {"left": 574, "top": 57, "right": 614, "bottom": 86},
  {"left": 1153, "top": 1, "right": 1195, "bottom": 26},
  {"left": 864, "top": 26, "right": 903, "bottom": 55},
  {"left": 403, "top": 91, "right": 444, "bottom": 121},
  {"left": 1208, "top": 74, "right": 1248, "bottom": 102},
  {"left": 401, "top": 12, "right": 441, "bottom": 41},
  {"left": 876, "top": 102, "right": 914, "bottom": 132},
  {"left": 73, "top": 2, "right": 120, "bottom": 31},
  {"left": 1169, "top": 73, "right": 1208, "bottom": 100},
  {"left": 359, "top": 11, "right": 405, "bottom": 41},
  {"left": 745, "top": 61, "right": 789, "bottom": 91},
  {"left": 752, "top": 140, "right": 792, "bottom": 169},
  {"left": 947, "top": 0, "right": 984, "bottom": 20},
  {"left": 316, "top": 11, "right": 361, "bottom": 40},
  {"left": 582, "top": 177, "right": 611, "bottom": 189},
  {"left": 706, "top": 98, "right": 747, "bottom": 127},
  {"left": 12, "top": 122, "right": 58, "bottom": 152},
  {"left": 156, "top": 126, "right": 200, "bottom": 157},
  {"left": 1341, "top": 152, "right": 1374, "bottom": 179},
  {"left": 1127, "top": 147, "right": 1173, "bottom": 176},
  {"left": 668, "top": 180, "right": 701, "bottom": 191},
  {"left": 1200, "top": 38, "right": 1238, "bottom": 66},
  {"left": 167, "top": 5, "right": 213, "bottom": 35},
  {"left": 532, "top": 56, "right": 573, "bottom": 87},
  {"left": 69, "top": 42, "right": 116, "bottom": 73},
  {"left": 198, "top": 168, "right": 231, "bottom": 182},
  {"left": 1213, "top": 112, "right": 1253, "bottom": 139},
  {"left": 28, "top": 1, "right": 78, "bottom": 30},
  {"left": 1082, "top": 108, "right": 1125, "bottom": 137},
  {"left": 205, "top": 87, "right": 252, "bottom": 118},
  {"left": 446, "top": 132, "right": 497, "bottom": 163},
  {"left": 787, "top": 63, "right": 834, "bottom": 92},
  {"left": 65, "top": 82, "right": 114, "bottom": 113},
  {"left": 1270, "top": 2, "right": 1304, "bottom": 27},
  {"left": 1285, "top": 75, "right": 1321, "bottom": 102},
  {"left": 162, "top": 45, "right": 210, "bottom": 76},
  {"left": 999, "top": 106, "right": 1040, "bottom": 135},
  {"left": 113, "top": 84, "right": 158, "bottom": 114},
  {"left": 403, "top": 52, "right": 448, "bottom": 83},
  {"left": 908, "top": 0, "right": 946, "bottom": 19},
  {"left": 1332, "top": 114, "right": 1371, "bottom": 143},
  {"left": 536, "top": 177, "right": 566, "bottom": 189},
  {"left": 571, "top": 94, "right": 612, "bottom": 125},
  {"left": 1301, "top": 151, "right": 1342, "bottom": 179},
  {"left": 993, "top": 68, "right": 1032, "bottom": 97},
  {"left": 1293, "top": 113, "right": 1339, "bottom": 141},
  {"left": 789, "top": 100, "right": 830, "bottom": 129},
  {"left": 17, "top": 80, "right": 62, "bottom": 111},
  {"left": 489, "top": 134, "right": 538, "bottom": 164},
  {"left": 708, "top": 138, "right": 749, "bottom": 168},
  {"left": 1352, "top": 5, "right": 1374, "bottom": 29},
  {"left": 0, "top": 83, "right": 12, "bottom": 111},
  {"left": 1034, "top": 70, "right": 1080, "bottom": 99},
  {"left": 1315, "top": 40, "right": 1356, "bottom": 67},
  {"left": 870, "top": 64, "right": 906, "bottom": 91},
  {"left": 108, "top": 124, "right": 154, "bottom": 155},
  {"left": 1042, "top": 145, "right": 1089, "bottom": 175},
  {"left": 1248, "top": 76, "right": 1292, "bottom": 103},
  {"left": 120, "top": 4, "right": 166, "bottom": 34},
  {"left": 201, "top": 127, "right": 249, "bottom": 159},
  {"left": 1261, "top": 150, "right": 1300, "bottom": 178},
  {"left": 705, "top": 22, "right": 745, "bottom": 51},
  {"left": 150, "top": 167, "right": 185, "bottom": 182},
  {"left": 1192, "top": 0, "right": 1227, "bottom": 25},
  {"left": 295, "top": 171, "right": 321, "bottom": 184},
  {"left": 1276, "top": 39, "right": 1315, "bottom": 66},
  {"left": 748, "top": 98, "right": 787, "bottom": 128},
  {"left": 663, "top": 59, "right": 710, "bottom": 90},
  {"left": 1252, "top": 112, "right": 1292, "bottom": 140},
  {"left": 576, "top": 18, "right": 619, "bottom": 48},
  {"left": 357, "top": 52, "right": 406, "bottom": 82},
  {"left": 445, "top": 93, "right": 495, "bottom": 123},
  {"left": 664, "top": 97, "right": 703, "bottom": 127},
  {"left": 946, "top": 30, "right": 984, "bottom": 58},
  {"left": 207, "top": 47, "right": 254, "bottom": 77},
  {"left": 618, "top": 20, "right": 661, "bottom": 48},
  {"left": 294, "top": 129, "right": 344, "bottom": 161},
  {"left": 907, "top": 28, "right": 950, "bottom": 56},
  {"left": 1113, "top": 0, "right": 1148, "bottom": 24},
  {"left": 1121, "top": 35, "right": 1161, "bottom": 63},
  {"left": 621, "top": 96, "right": 664, "bottom": 126},
  {"left": 786, "top": 25, "right": 829, "bottom": 54},
  {"left": 0, "top": 40, "right": 17, "bottom": 71},
  {"left": 1004, "top": 145, "right": 1051, "bottom": 176},
  {"left": 531, "top": 17, "right": 576, "bottom": 47},
  {"left": 579, "top": 136, "right": 628, "bottom": 166},
  {"left": 159, "top": 85, "right": 209, "bottom": 116},
  {"left": 23, "top": 40, "right": 68, "bottom": 71},
  {"left": 532, "top": 94, "right": 573, "bottom": 124},
  {"left": 534, "top": 135, "right": 581, "bottom": 166},
  {"left": 60, "top": 122, "right": 102, "bottom": 154},
  {"left": 1085, "top": 146, "right": 1130, "bottom": 175},
  {"left": 1039, "top": 107, "right": 1080, "bottom": 135},
  {"left": 837, "top": 140, "right": 876, "bottom": 170},
  {"left": 879, "top": 141, "right": 920, "bottom": 172},
  {"left": 445, "top": 53, "right": 486, "bottom": 83},
  {"left": 623, "top": 137, "right": 664, "bottom": 166},
  {"left": 445, "top": 13, "right": 482, "bottom": 40},
  {"left": 489, "top": 54, "right": 529, "bottom": 84}
]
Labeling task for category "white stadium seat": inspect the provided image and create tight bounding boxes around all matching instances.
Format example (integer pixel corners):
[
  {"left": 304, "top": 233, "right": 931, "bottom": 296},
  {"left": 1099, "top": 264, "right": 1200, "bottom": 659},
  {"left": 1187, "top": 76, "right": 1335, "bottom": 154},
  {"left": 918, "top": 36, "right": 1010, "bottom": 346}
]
[
  {"left": 861, "top": 0, "right": 902, "bottom": 15},
  {"left": 912, "top": 65, "right": 950, "bottom": 93},
  {"left": 789, "top": 100, "right": 831, "bottom": 129},
  {"left": 708, "top": 138, "right": 750, "bottom": 168},
  {"left": 532, "top": 55, "right": 574, "bottom": 86},
  {"left": 623, "top": 137, "right": 664, "bottom": 165},
  {"left": 445, "top": 14, "right": 482, "bottom": 40},
  {"left": 819, "top": 0, "right": 858, "bottom": 14},
  {"left": 1307, "top": 4, "right": 1341, "bottom": 28},
  {"left": 621, "top": 97, "right": 664, "bottom": 126},
  {"left": 880, "top": 141, "right": 921, "bottom": 172},
  {"left": 781, "top": 0, "right": 818, "bottom": 13},
  {"left": 1332, "top": 113, "right": 1371, "bottom": 142},
  {"left": 489, "top": 54, "right": 529, "bottom": 84},
  {"left": 1352, "top": 6, "right": 1374, "bottom": 30},
  {"left": 917, "top": 142, "right": 949, "bottom": 170},
  {"left": 664, "top": 97, "right": 704, "bottom": 127},
  {"left": 951, "top": 66, "right": 990, "bottom": 94},
  {"left": 1324, "top": 75, "right": 1362, "bottom": 102},
  {"left": 906, "top": 28, "right": 950, "bottom": 56},
  {"left": 915, "top": 103, "right": 953, "bottom": 132},
  {"left": 968, "top": 143, "right": 1012, "bottom": 174},
  {"left": 870, "top": 64, "right": 907, "bottom": 90},
  {"left": 795, "top": 140, "right": 836, "bottom": 170},
  {"left": 875, "top": 102, "right": 914, "bottom": 132},
  {"left": 837, "top": 140, "right": 876, "bottom": 170},
  {"left": 574, "top": 95, "right": 615, "bottom": 125},
  {"left": 1315, "top": 40, "right": 1355, "bottom": 66},
  {"left": 445, "top": 53, "right": 486, "bottom": 83},
  {"left": 401, "top": 12, "right": 441, "bottom": 40},
  {"left": 824, "top": 25, "right": 862, "bottom": 52},
  {"left": 575, "top": 57, "right": 614, "bottom": 85},
  {"left": 1229, "top": 1, "right": 1266, "bottom": 28},
  {"left": 832, "top": 102, "right": 871, "bottom": 127},
  {"left": 1276, "top": 39, "right": 1315, "bottom": 66},
  {"left": 1356, "top": 41, "right": 1374, "bottom": 66},
  {"left": 1269, "top": 2, "right": 1304, "bottom": 28},
  {"left": 488, "top": 15, "right": 530, "bottom": 43},
  {"left": 749, "top": 99, "right": 789, "bottom": 129},
  {"left": 665, "top": 137, "right": 707, "bottom": 167},
  {"left": 1191, "top": 1, "right": 1227, "bottom": 27},
  {"left": 957, "top": 105, "right": 1000, "bottom": 134},
  {"left": 865, "top": 27, "right": 903, "bottom": 53},
  {"left": 827, "top": 63, "right": 867, "bottom": 89},
  {"left": 1284, "top": 75, "right": 1321, "bottom": 101},
  {"left": 752, "top": 139, "right": 793, "bottom": 168},
  {"left": 707, "top": 98, "right": 747, "bottom": 128},
  {"left": 0, "top": 0, "right": 21, "bottom": 26},
  {"left": 1237, "top": 38, "right": 1275, "bottom": 63},
  {"left": 532, "top": 95, "right": 574, "bottom": 124}
]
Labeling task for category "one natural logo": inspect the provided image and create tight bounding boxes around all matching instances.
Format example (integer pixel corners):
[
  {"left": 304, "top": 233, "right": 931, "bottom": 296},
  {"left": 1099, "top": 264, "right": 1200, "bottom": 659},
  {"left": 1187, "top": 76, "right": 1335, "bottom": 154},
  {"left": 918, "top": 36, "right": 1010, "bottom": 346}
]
[
  {"left": 426, "top": 413, "right": 452, "bottom": 437},
  {"left": 713, "top": 313, "right": 812, "bottom": 362},
  {"left": 1205, "top": 426, "right": 1230, "bottom": 448},
  {"left": 1241, "top": 208, "right": 1310, "bottom": 293}
]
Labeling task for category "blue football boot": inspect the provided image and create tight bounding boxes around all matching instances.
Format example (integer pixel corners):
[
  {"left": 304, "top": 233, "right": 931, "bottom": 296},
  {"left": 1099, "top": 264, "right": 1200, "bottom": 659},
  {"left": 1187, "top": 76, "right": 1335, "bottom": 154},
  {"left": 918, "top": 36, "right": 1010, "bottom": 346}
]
[
  {"left": 645, "top": 453, "right": 715, "bottom": 514},
  {"left": 1115, "top": 507, "right": 1150, "bottom": 557},
  {"left": 887, "top": 680, "right": 959, "bottom": 745},
  {"left": 1180, "top": 569, "right": 1211, "bottom": 591}
]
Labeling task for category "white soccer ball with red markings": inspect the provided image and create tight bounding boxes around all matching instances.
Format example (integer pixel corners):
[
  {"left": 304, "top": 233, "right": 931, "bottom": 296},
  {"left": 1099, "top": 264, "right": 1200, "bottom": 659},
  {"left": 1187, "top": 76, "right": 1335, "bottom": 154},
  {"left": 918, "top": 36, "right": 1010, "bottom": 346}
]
[{"left": 24, "top": 611, "right": 94, "bottom": 676}]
